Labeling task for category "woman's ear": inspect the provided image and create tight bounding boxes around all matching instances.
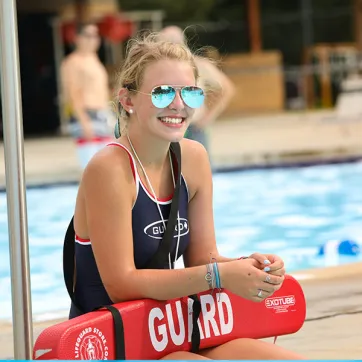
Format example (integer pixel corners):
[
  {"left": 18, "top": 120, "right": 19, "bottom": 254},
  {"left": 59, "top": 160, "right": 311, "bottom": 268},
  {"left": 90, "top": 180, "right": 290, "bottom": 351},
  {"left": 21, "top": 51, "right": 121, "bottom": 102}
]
[{"left": 118, "top": 88, "right": 134, "bottom": 113}]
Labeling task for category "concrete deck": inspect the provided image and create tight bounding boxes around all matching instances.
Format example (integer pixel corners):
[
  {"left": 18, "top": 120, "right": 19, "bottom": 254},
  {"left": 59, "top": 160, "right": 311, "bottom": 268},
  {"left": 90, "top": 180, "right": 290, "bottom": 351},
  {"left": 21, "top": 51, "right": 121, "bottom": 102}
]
[
  {"left": 1, "top": 109, "right": 362, "bottom": 188},
  {"left": 0, "top": 110, "right": 361, "bottom": 359}
]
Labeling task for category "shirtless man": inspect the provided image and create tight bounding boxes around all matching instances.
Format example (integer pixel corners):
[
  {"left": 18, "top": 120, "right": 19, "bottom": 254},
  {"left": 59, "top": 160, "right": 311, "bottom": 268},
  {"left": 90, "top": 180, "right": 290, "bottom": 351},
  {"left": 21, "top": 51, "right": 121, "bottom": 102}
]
[{"left": 60, "top": 22, "right": 115, "bottom": 169}]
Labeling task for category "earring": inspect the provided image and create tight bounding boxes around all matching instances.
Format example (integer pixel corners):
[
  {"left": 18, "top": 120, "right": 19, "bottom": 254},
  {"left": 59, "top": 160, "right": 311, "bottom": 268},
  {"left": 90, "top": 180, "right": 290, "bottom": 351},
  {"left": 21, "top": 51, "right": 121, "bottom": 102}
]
[
  {"left": 129, "top": 109, "right": 133, "bottom": 114},
  {"left": 114, "top": 102, "right": 121, "bottom": 138},
  {"left": 114, "top": 117, "right": 121, "bottom": 138}
]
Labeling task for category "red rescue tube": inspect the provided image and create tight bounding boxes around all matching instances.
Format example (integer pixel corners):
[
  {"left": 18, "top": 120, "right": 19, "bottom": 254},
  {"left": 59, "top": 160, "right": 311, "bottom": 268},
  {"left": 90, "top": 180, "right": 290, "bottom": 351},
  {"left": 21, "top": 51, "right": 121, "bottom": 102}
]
[{"left": 33, "top": 275, "right": 306, "bottom": 360}]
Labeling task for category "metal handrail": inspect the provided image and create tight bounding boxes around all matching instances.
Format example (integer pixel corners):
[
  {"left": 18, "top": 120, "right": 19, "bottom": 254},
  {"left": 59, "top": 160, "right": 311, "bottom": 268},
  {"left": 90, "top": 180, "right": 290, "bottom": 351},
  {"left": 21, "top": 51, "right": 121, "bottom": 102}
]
[{"left": 0, "top": 0, "right": 34, "bottom": 359}]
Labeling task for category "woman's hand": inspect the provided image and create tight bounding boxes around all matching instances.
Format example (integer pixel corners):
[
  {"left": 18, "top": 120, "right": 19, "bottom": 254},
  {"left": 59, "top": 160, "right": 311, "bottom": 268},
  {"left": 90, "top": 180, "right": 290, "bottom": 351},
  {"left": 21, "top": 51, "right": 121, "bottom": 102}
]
[
  {"left": 248, "top": 252, "right": 286, "bottom": 277},
  {"left": 219, "top": 258, "right": 284, "bottom": 303}
]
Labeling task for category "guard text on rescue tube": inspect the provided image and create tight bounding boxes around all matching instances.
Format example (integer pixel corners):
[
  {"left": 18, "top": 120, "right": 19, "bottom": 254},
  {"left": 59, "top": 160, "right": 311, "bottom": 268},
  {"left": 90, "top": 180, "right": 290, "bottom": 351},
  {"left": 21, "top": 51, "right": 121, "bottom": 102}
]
[{"left": 148, "top": 292, "right": 233, "bottom": 352}]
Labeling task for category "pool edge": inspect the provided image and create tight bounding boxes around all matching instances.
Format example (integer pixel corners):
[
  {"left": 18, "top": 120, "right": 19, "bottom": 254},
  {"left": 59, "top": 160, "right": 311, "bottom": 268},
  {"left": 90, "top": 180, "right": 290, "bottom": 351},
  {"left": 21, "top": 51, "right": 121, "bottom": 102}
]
[
  {"left": 291, "top": 260, "right": 362, "bottom": 283},
  {"left": 1, "top": 155, "right": 361, "bottom": 192}
]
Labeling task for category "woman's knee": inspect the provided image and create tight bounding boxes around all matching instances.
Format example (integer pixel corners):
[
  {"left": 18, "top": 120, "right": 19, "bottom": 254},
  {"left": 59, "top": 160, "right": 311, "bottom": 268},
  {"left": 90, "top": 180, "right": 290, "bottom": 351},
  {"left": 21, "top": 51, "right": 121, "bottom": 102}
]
[{"left": 160, "top": 351, "right": 211, "bottom": 360}]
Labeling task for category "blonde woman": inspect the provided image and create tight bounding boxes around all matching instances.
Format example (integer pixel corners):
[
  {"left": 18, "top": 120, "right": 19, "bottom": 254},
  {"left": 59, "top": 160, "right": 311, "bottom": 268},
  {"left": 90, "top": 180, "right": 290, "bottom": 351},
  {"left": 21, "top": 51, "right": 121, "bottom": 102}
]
[{"left": 70, "top": 32, "right": 304, "bottom": 360}]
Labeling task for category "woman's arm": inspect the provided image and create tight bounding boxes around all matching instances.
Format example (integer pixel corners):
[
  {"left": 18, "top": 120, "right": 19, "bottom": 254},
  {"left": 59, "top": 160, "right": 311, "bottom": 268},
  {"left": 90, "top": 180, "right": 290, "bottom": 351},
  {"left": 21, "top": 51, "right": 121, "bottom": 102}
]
[
  {"left": 81, "top": 148, "right": 213, "bottom": 302},
  {"left": 182, "top": 141, "right": 285, "bottom": 276}
]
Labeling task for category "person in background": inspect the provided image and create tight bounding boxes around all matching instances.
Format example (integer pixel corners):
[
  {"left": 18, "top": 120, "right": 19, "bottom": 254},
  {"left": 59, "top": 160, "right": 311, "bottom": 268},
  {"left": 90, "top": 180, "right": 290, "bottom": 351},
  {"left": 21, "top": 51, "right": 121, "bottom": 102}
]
[
  {"left": 60, "top": 21, "right": 115, "bottom": 169},
  {"left": 159, "top": 26, "right": 235, "bottom": 156}
]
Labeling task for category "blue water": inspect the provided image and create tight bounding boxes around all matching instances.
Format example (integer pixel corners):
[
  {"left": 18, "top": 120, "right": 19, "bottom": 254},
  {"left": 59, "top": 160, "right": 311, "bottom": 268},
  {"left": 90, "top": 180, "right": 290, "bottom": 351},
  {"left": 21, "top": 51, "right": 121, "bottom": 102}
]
[{"left": 0, "top": 161, "right": 361, "bottom": 321}]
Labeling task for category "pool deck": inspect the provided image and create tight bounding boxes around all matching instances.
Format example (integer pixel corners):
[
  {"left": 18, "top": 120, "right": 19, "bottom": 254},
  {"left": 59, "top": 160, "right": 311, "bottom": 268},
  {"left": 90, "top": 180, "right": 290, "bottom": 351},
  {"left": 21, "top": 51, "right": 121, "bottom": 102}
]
[
  {"left": 0, "top": 109, "right": 362, "bottom": 359},
  {"left": 1, "top": 109, "right": 362, "bottom": 188}
]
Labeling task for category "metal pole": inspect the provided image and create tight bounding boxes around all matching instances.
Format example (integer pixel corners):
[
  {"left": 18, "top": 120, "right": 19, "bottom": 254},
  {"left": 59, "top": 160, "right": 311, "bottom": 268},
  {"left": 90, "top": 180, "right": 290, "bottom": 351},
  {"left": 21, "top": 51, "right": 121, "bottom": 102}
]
[{"left": 0, "top": 0, "right": 34, "bottom": 359}]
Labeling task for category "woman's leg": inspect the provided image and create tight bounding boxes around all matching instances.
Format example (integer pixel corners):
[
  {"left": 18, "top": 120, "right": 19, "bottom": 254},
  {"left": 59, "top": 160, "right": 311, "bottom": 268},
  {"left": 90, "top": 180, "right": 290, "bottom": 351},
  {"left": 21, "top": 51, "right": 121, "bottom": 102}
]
[
  {"left": 199, "top": 338, "right": 306, "bottom": 360},
  {"left": 160, "top": 351, "right": 211, "bottom": 360}
]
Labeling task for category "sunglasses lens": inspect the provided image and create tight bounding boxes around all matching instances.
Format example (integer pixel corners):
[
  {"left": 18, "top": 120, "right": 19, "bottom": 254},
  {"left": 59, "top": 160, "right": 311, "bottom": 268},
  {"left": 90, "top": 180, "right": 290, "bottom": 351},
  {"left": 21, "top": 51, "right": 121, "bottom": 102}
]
[
  {"left": 151, "top": 86, "right": 176, "bottom": 108},
  {"left": 181, "top": 86, "right": 205, "bottom": 108}
]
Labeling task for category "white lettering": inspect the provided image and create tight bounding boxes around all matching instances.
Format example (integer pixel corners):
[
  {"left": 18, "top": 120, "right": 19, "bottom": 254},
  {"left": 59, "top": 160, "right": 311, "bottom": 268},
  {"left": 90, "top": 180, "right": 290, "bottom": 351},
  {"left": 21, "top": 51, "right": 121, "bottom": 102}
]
[
  {"left": 74, "top": 326, "right": 107, "bottom": 360},
  {"left": 149, "top": 294, "right": 234, "bottom": 352},
  {"left": 145, "top": 218, "right": 189, "bottom": 239},
  {"left": 265, "top": 295, "right": 295, "bottom": 308},
  {"left": 197, "top": 317, "right": 205, "bottom": 340},
  {"left": 216, "top": 292, "right": 233, "bottom": 335},
  {"left": 149, "top": 307, "right": 168, "bottom": 352},
  {"left": 152, "top": 226, "right": 165, "bottom": 235},
  {"left": 166, "top": 301, "right": 185, "bottom": 346},
  {"left": 200, "top": 294, "right": 220, "bottom": 338},
  {"left": 175, "top": 222, "right": 185, "bottom": 232}
]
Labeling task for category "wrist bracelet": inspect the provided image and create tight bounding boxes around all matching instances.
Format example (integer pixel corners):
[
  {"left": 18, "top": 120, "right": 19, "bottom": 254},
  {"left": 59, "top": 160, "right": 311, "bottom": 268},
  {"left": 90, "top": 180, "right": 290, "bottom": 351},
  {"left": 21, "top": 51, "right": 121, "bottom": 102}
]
[
  {"left": 205, "top": 263, "right": 213, "bottom": 290},
  {"left": 212, "top": 261, "right": 221, "bottom": 289}
]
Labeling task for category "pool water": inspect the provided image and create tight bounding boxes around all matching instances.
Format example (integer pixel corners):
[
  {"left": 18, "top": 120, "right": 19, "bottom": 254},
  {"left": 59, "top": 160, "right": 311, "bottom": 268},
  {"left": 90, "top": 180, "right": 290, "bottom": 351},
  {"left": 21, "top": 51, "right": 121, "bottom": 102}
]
[{"left": 0, "top": 161, "right": 361, "bottom": 321}]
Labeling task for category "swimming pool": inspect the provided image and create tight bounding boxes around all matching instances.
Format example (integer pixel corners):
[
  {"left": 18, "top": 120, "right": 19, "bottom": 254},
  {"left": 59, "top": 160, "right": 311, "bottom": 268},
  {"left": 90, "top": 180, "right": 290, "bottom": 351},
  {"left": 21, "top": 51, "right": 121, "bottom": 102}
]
[{"left": 0, "top": 161, "right": 361, "bottom": 321}]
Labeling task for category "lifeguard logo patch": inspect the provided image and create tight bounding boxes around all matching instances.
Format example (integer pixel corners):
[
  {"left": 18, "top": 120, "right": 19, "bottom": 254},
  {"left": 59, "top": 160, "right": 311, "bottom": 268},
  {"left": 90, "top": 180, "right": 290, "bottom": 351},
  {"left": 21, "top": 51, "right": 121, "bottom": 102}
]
[{"left": 74, "top": 327, "right": 109, "bottom": 360}]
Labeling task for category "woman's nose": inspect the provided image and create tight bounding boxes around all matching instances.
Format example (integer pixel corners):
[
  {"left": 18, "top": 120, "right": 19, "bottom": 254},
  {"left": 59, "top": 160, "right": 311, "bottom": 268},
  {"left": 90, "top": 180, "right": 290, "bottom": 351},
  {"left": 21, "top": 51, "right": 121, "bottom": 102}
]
[{"left": 169, "top": 90, "right": 185, "bottom": 110}]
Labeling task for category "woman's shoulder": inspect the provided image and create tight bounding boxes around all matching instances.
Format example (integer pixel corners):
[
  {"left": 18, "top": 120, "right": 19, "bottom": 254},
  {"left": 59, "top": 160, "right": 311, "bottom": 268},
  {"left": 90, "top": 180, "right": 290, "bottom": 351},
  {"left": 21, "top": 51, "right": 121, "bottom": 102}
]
[
  {"left": 180, "top": 138, "right": 209, "bottom": 161},
  {"left": 180, "top": 138, "right": 212, "bottom": 196},
  {"left": 80, "top": 142, "right": 136, "bottom": 189}
]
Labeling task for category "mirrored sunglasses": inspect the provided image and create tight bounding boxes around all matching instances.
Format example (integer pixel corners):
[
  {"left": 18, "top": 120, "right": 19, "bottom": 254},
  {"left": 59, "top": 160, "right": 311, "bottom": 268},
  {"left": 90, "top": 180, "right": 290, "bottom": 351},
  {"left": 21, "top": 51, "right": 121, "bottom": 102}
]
[{"left": 135, "top": 85, "right": 205, "bottom": 109}]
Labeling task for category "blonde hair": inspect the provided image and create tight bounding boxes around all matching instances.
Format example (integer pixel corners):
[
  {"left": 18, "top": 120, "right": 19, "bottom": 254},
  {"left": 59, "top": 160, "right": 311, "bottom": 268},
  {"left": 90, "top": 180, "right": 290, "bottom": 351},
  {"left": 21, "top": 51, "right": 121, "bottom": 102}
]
[{"left": 114, "top": 31, "right": 199, "bottom": 131}]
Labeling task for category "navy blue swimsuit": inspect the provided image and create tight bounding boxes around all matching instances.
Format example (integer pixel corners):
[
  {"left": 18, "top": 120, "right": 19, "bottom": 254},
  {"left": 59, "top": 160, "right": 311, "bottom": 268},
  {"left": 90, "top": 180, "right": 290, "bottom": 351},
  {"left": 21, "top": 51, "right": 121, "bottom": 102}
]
[{"left": 69, "top": 142, "right": 190, "bottom": 318}]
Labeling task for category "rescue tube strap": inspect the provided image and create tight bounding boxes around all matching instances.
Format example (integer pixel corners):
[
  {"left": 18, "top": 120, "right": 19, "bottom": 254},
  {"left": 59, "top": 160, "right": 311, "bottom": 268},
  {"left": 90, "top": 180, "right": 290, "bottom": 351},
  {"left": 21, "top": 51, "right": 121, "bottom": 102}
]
[
  {"left": 101, "top": 305, "right": 126, "bottom": 359},
  {"left": 189, "top": 294, "right": 202, "bottom": 353}
]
